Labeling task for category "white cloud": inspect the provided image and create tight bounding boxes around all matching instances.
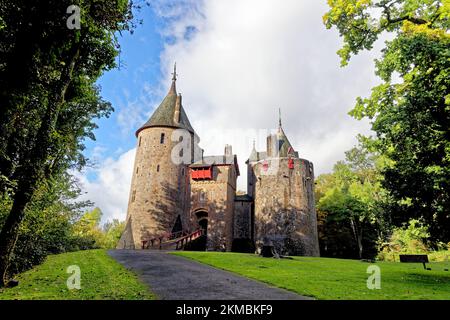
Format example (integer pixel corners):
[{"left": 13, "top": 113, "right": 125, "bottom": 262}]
[
  {"left": 74, "top": 148, "right": 136, "bottom": 223},
  {"left": 80, "top": 0, "right": 384, "bottom": 221},
  {"left": 116, "top": 86, "right": 154, "bottom": 136},
  {"left": 157, "top": 0, "right": 382, "bottom": 188}
]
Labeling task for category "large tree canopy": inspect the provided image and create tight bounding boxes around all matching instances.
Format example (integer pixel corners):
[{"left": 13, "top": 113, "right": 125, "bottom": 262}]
[
  {"left": 0, "top": 0, "right": 134, "bottom": 286},
  {"left": 324, "top": 0, "right": 450, "bottom": 243}
]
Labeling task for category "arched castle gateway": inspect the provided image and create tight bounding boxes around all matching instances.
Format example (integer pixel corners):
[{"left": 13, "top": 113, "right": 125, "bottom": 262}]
[{"left": 117, "top": 65, "right": 320, "bottom": 256}]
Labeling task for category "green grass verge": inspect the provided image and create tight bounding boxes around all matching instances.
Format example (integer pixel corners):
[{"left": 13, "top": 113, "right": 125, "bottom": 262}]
[
  {"left": 172, "top": 251, "right": 450, "bottom": 300},
  {"left": 0, "top": 249, "right": 155, "bottom": 300}
]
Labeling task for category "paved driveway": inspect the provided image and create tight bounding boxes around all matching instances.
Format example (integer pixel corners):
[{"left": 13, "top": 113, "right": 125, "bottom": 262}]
[{"left": 108, "top": 250, "right": 311, "bottom": 300}]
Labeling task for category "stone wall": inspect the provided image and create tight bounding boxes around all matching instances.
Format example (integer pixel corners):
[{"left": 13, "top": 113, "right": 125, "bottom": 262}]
[{"left": 117, "top": 127, "right": 193, "bottom": 249}]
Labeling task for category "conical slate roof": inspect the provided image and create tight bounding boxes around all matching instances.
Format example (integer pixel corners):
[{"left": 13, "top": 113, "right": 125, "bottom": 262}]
[
  {"left": 135, "top": 71, "right": 194, "bottom": 136},
  {"left": 248, "top": 141, "right": 258, "bottom": 162},
  {"left": 247, "top": 110, "right": 298, "bottom": 161},
  {"left": 276, "top": 126, "right": 295, "bottom": 157}
]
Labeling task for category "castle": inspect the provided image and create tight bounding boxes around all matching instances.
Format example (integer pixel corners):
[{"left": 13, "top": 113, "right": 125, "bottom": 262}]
[{"left": 117, "top": 66, "right": 320, "bottom": 256}]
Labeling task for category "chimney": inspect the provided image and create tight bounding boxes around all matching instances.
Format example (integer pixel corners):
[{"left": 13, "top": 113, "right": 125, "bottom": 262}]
[
  {"left": 267, "top": 135, "right": 273, "bottom": 157},
  {"left": 225, "top": 144, "right": 232, "bottom": 156},
  {"left": 224, "top": 144, "right": 233, "bottom": 164}
]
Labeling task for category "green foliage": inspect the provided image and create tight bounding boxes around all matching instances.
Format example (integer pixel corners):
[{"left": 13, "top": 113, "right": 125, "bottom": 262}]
[
  {"left": 0, "top": 173, "right": 124, "bottom": 277},
  {"left": 324, "top": 0, "right": 448, "bottom": 65},
  {"left": 101, "top": 219, "right": 126, "bottom": 249},
  {"left": 316, "top": 143, "right": 388, "bottom": 259},
  {"left": 73, "top": 208, "right": 125, "bottom": 249},
  {"left": 377, "top": 219, "right": 449, "bottom": 261},
  {"left": 0, "top": 0, "right": 136, "bottom": 284},
  {"left": 73, "top": 207, "right": 103, "bottom": 248},
  {"left": 174, "top": 252, "right": 450, "bottom": 300},
  {"left": 324, "top": 0, "right": 450, "bottom": 243},
  {"left": 381, "top": 219, "right": 430, "bottom": 253},
  {"left": 0, "top": 0, "right": 132, "bottom": 186},
  {"left": 0, "top": 250, "right": 155, "bottom": 300},
  {"left": 0, "top": 174, "right": 91, "bottom": 276},
  {"left": 428, "top": 249, "right": 450, "bottom": 262},
  {"left": 353, "top": 32, "right": 450, "bottom": 242}
]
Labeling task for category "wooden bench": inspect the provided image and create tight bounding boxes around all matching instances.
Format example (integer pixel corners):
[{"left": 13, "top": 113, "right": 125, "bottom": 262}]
[{"left": 399, "top": 254, "right": 430, "bottom": 270}]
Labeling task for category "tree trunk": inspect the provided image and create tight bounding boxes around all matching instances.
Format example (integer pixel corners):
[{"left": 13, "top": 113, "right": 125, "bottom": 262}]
[
  {"left": 357, "top": 228, "right": 363, "bottom": 259},
  {"left": 0, "top": 43, "right": 80, "bottom": 287},
  {"left": 350, "top": 218, "right": 363, "bottom": 259},
  {"left": 0, "top": 179, "right": 35, "bottom": 286}
]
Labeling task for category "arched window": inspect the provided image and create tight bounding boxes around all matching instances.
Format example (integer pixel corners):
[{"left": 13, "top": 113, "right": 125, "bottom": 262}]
[{"left": 160, "top": 133, "right": 165, "bottom": 144}]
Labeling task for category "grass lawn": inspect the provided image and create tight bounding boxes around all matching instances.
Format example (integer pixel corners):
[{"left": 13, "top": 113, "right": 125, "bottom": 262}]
[
  {"left": 172, "top": 251, "right": 450, "bottom": 300},
  {"left": 0, "top": 249, "right": 155, "bottom": 300}
]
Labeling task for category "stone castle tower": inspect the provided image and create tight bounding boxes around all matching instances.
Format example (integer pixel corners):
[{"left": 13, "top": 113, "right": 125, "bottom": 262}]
[
  {"left": 117, "top": 65, "right": 195, "bottom": 249},
  {"left": 117, "top": 66, "right": 319, "bottom": 256},
  {"left": 247, "top": 114, "right": 320, "bottom": 256}
]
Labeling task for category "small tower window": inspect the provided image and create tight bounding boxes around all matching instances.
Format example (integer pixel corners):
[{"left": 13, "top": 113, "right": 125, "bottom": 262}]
[
  {"left": 136, "top": 167, "right": 139, "bottom": 174},
  {"left": 139, "top": 137, "right": 142, "bottom": 147},
  {"left": 179, "top": 148, "right": 183, "bottom": 157},
  {"left": 199, "top": 190, "right": 206, "bottom": 203},
  {"left": 160, "top": 133, "right": 165, "bottom": 144},
  {"left": 157, "top": 165, "right": 160, "bottom": 172},
  {"left": 132, "top": 190, "right": 136, "bottom": 202}
]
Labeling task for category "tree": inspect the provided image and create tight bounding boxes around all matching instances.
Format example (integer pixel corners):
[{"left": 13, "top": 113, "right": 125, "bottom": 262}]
[
  {"left": 72, "top": 209, "right": 125, "bottom": 249},
  {"left": 74, "top": 208, "right": 104, "bottom": 249},
  {"left": 102, "top": 219, "right": 126, "bottom": 249},
  {"left": 324, "top": 0, "right": 450, "bottom": 243},
  {"left": 316, "top": 144, "right": 388, "bottom": 259},
  {"left": 0, "top": 0, "right": 134, "bottom": 286},
  {"left": 0, "top": 173, "right": 92, "bottom": 277}
]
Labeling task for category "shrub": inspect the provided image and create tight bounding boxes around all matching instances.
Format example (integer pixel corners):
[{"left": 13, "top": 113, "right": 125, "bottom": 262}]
[{"left": 377, "top": 219, "right": 430, "bottom": 261}]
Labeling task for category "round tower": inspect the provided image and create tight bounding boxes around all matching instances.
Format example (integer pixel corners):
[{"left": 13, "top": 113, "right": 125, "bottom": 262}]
[
  {"left": 249, "top": 113, "right": 320, "bottom": 256},
  {"left": 117, "top": 65, "right": 195, "bottom": 249}
]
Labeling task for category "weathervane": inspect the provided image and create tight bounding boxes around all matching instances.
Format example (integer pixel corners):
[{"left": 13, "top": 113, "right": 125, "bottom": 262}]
[{"left": 172, "top": 62, "right": 178, "bottom": 81}]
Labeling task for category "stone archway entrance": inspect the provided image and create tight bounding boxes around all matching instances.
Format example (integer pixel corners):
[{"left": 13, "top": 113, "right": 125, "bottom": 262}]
[
  {"left": 188, "top": 210, "right": 207, "bottom": 251},
  {"left": 195, "top": 211, "right": 208, "bottom": 236}
]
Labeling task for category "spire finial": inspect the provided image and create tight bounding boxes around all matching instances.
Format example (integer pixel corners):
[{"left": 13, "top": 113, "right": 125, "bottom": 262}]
[
  {"left": 278, "top": 108, "right": 282, "bottom": 127},
  {"left": 171, "top": 62, "right": 177, "bottom": 81}
]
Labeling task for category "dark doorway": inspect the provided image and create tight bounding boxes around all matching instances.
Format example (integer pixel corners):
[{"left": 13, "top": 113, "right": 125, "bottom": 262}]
[
  {"left": 198, "top": 218, "right": 208, "bottom": 236},
  {"left": 184, "top": 211, "right": 208, "bottom": 251},
  {"left": 195, "top": 211, "right": 208, "bottom": 235}
]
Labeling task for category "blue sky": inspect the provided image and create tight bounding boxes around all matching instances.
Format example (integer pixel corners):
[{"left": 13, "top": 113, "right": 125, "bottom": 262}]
[
  {"left": 78, "top": 1, "right": 382, "bottom": 223},
  {"left": 85, "top": 7, "right": 164, "bottom": 175}
]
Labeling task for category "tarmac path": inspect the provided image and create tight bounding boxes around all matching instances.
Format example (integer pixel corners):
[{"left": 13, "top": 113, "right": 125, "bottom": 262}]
[{"left": 108, "top": 250, "right": 312, "bottom": 300}]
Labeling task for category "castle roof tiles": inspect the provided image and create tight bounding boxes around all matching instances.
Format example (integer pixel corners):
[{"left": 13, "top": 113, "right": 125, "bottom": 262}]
[{"left": 136, "top": 65, "right": 195, "bottom": 136}]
